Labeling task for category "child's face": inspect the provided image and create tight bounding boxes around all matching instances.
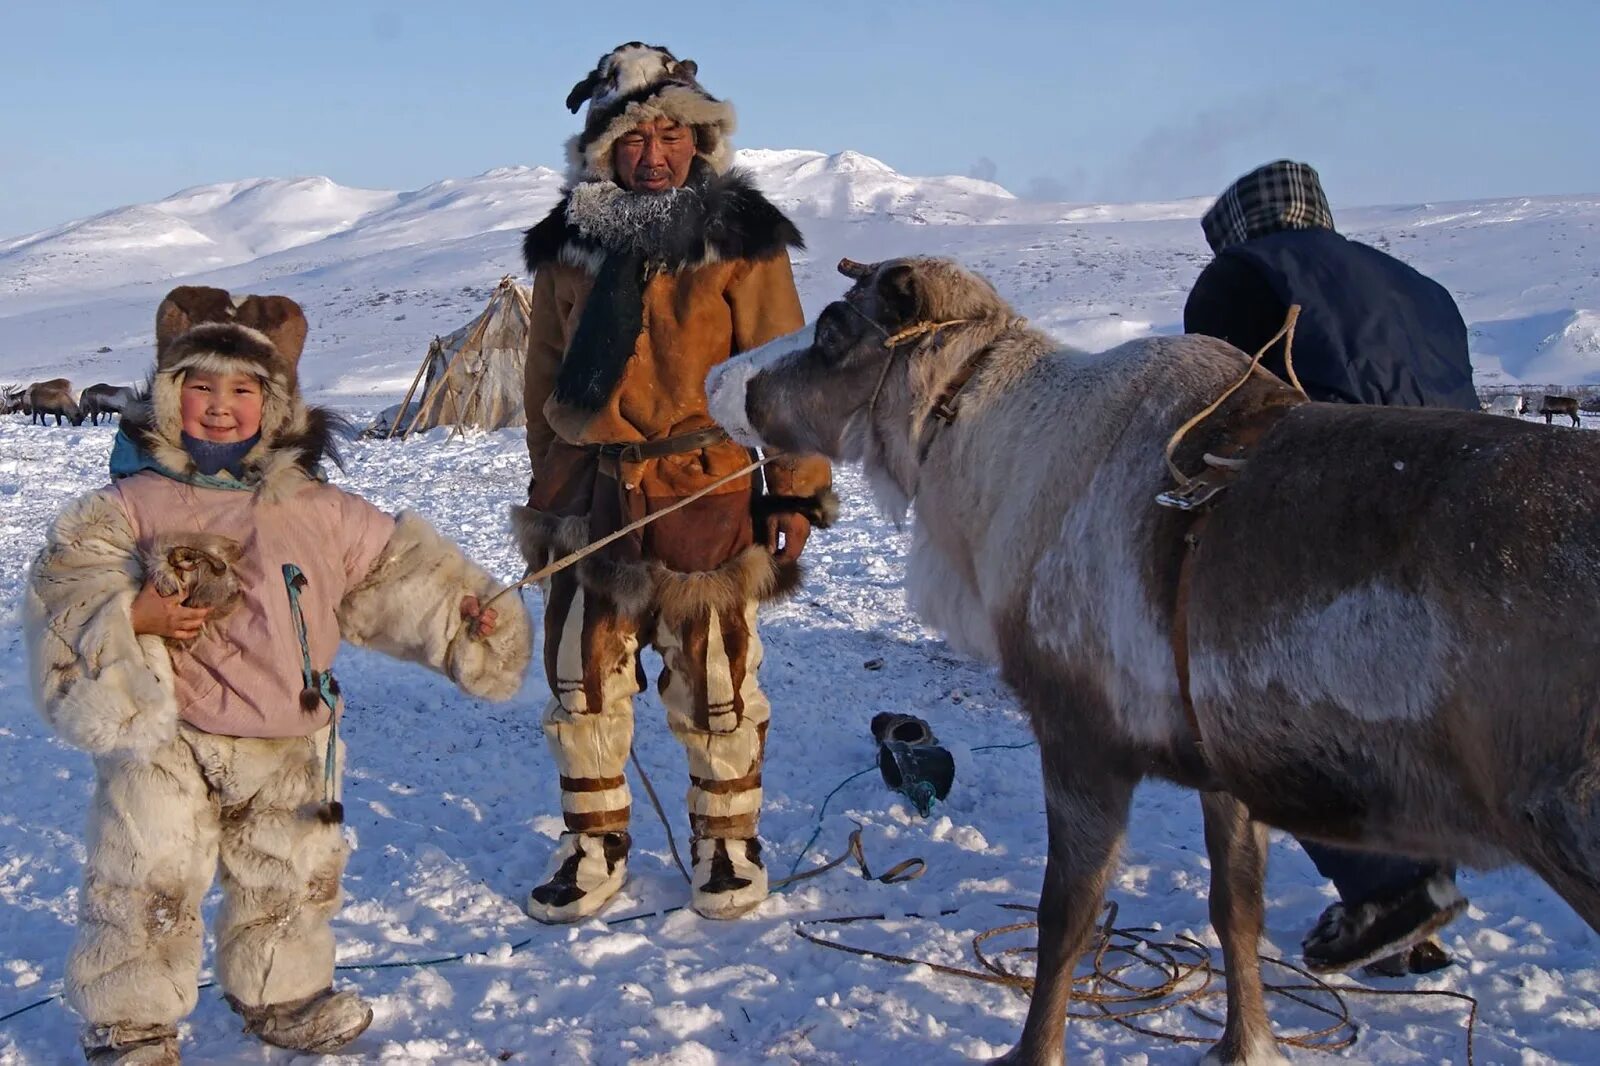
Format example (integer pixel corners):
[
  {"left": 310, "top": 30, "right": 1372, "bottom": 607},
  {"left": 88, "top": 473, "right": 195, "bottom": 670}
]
[{"left": 180, "top": 370, "right": 264, "bottom": 443}]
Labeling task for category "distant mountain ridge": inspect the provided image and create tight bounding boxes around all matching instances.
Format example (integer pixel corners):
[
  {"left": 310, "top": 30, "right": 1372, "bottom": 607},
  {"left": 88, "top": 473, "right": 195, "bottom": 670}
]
[
  {"left": 0, "top": 150, "right": 1225, "bottom": 300},
  {"left": 2, "top": 156, "right": 1597, "bottom": 388}
]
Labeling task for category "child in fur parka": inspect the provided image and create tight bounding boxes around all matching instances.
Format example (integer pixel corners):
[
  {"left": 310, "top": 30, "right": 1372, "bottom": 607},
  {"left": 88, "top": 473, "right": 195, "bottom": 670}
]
[{"left": 24, "top": 286, "right": 532, "bottom": 1065}]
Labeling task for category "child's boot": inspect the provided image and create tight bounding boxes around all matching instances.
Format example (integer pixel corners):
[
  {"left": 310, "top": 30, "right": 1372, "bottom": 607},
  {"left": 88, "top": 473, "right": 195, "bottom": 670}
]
[
  {"left": 226, "top": 987, "right": 372, "bottom": 1053},
  {"left": 82, "top": 1023, "right": 180, "bottom": 1065}
]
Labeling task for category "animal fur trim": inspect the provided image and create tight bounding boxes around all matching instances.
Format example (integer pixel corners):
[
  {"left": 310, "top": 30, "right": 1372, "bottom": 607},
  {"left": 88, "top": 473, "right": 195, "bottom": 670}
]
[
  {"left": 753, "top": 487, "right": 840, "bottom": 529},
  {"left": 523, "top": 168, "right": 802, "bottom": 278},
  {"left": 570, "top": 82, "right": 736, "bottom": 182},
  {"left": 155, "top": 286, "right": 307, "bottom": 377},
  {"left": 562, "top": 42, "right": 735, "bottom": 182},
  {"left": 124, "top": 285, "right": 339, "bottom": 500},
  {"left": 24, "top": 491, "right": 178, "bottom": 759},
  {"left": 119, "top": 391, "right": 344, "bottom": 504},
  {"left": 653, "top": 545, "right": 801, "bottom": 627},
  {"left": 509, "top": 505, "right": 589, "bottom": 569},
  {"left": 509, "top": 504, "right": 801, "bottom": 622},
  {"left": 509, "top": 505, "right": 651, "bottom": 616},
  {"left": 338, "top": 512, "right": 532, "bottom": 702}
]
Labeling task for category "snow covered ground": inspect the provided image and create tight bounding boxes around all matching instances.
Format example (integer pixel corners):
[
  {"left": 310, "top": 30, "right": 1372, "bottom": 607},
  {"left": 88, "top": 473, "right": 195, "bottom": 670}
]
[{"left": 1, "top": 154, "right": 1598, "bottom": 1063}]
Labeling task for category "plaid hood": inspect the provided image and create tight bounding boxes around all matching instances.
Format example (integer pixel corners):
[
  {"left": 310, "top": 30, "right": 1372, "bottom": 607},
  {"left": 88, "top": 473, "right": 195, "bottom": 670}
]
[{"left": 1201, "top": 160, "right": 1335, "bottom": 253}]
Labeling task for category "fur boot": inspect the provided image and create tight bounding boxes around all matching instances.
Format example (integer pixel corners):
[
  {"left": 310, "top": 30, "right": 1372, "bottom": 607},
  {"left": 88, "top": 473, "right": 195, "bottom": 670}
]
[
  {"left": 690, "top": 836, "right": 767, "bottom": 920},
  {"left": 226, "top": 987, "right": 372, "bottom": 1053},
  {"left": 526, "top": 831, "right": 631, "bottom": 923},
  {"left": 82, "top": 1024, "right": 180, "bottom": 1065}
]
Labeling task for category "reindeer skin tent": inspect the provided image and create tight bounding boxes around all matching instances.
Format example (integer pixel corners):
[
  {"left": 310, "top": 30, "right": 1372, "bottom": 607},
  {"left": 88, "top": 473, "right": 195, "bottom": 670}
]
[{"left": 370, "top": 275, "right": 532, "bottom": 438}]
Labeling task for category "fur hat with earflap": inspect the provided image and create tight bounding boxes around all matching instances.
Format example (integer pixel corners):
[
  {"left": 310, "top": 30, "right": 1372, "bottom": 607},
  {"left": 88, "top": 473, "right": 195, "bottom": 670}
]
[
  {"left": 116, "top": 285, "right": 342, "bottom": 494},
  {"left": 563, "top": 41, "right": 736, "bottom": 182},
  {"left": 524, "top": 43, "right": 801, "bottom": 281}
]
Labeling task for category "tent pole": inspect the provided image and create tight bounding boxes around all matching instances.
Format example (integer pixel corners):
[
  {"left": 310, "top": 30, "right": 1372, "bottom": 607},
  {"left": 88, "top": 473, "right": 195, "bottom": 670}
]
[
  {"left": 386, "top": 337, "right": 439, "bottom": 440},
  {"left": 400, "top": 301, "right": 496, "bottom": 440}
]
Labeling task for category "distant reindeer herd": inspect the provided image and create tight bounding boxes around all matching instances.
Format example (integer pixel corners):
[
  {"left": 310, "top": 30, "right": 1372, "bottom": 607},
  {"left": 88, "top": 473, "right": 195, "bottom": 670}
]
[
  {"left": 1481, "top": 391, "right": 1586, "bottom": 426},
  {"left": 0, "top": 380, "right": 137, "bottom": 426}
]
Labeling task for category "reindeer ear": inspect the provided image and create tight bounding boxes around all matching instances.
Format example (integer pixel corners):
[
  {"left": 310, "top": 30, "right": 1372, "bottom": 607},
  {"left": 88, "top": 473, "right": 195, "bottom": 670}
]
[
  {"left": 674, "top": 58, "right": 698, "bottom": 79},
  {"left": 876, "top": 263, "right": 919, "bottom": 324}
]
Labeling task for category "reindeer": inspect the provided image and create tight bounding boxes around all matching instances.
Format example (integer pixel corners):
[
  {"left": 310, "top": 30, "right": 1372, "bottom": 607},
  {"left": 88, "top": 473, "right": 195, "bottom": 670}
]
[
  {"left": 0, "top": 385, "right": 25, "bottom": 415},
  {"left": 1482, "top": 393, "right": 1526, "bottom": 417},
  {"left": 78, "top": 383, "right": 138, "bottom": 425},
  {"left": 1539, "top": 394, "right": 1581, "bottom": 427},
  {"left": 707, "top": 256, "right": 1600, "bottom": 1065},
  {"left": 24, "top": 378, "right": 82, "bottom": 426}
]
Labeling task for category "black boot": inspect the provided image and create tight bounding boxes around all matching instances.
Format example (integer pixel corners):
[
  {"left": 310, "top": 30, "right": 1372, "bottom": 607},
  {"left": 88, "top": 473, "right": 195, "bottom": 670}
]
[
  {"left": 1363, "top": 936, "right": 1453, "bottom": 977},
  {"left": 1302, "top": 873, "right": 1467, "bottom": 974}
]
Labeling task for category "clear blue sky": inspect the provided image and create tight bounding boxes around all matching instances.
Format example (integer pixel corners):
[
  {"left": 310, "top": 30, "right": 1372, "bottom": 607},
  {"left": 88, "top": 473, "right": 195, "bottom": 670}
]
[{"left": 3, "top": 1, "right": 1597, "bottom": 238}]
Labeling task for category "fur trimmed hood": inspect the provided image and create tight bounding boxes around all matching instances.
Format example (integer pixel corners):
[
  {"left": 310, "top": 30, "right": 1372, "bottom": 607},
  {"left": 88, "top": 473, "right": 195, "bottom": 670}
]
[
  {"left": 563, "top": 42, "right": 735, "bottom": 182},
  {"left": 523, "top": 164, "right": 803, "bottom": 277},
  {"left": 120, "top": 285, "right": 340, "bottom": 497}
]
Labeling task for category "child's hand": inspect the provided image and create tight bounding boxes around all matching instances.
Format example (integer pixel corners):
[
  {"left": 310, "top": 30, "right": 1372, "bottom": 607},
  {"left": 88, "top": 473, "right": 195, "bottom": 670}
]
[
  {"left": 131, "top": 581, "right": 211, "bottom": 640},
  {"left": 460, "top": 595, "right": 499, "bottom": 639}
]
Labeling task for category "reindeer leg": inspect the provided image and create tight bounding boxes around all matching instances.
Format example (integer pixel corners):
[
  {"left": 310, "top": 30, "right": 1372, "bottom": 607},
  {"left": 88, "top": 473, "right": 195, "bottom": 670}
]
[
  {"left": 995, "top": 738, "right": 1135, "bottom": 1066},
  {"left": 1523, "top": 791, "right": 1600, "bottom": 933},
  {"left": 1199, "top": 792, "right": 1286, "bottom": 1066}
]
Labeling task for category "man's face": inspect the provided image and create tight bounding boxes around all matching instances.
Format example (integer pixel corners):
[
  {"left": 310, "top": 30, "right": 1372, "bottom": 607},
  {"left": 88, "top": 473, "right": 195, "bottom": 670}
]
[{"left": 613, "top": 117, "right": 696, "bottom": 192}]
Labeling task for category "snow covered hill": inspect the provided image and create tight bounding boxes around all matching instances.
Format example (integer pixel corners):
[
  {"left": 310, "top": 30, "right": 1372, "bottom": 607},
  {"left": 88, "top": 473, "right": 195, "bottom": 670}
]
[{"left": 2, "top": 154, "right": 1598, "bottom": 392}]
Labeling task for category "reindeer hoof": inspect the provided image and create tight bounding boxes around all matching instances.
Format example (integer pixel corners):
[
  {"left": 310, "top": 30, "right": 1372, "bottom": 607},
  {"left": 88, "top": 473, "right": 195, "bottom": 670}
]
[
  {"left": 989, "top": 1046, "right": 1063, "bottom": 1066},
  {"left": 1199, "top": 1037, "right": 1289, "bottom": 1066}
]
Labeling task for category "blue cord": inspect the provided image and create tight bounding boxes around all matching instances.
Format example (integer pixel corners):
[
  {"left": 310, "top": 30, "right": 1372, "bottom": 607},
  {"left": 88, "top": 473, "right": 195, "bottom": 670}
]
[{"left": 782, "top": 739, "right": 1038, "bottom": 884}]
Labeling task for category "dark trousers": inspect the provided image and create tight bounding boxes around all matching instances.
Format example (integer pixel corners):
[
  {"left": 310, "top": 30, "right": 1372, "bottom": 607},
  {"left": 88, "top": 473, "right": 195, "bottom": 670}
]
[{"left": 1301, "top": 840, "right": 1446, "bottom": 907}]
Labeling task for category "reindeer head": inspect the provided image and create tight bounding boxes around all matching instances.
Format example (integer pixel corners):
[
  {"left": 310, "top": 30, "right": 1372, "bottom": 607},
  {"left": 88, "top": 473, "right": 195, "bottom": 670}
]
[{"left": 707, "top": 256, "right": 1017, "bottom": 512}]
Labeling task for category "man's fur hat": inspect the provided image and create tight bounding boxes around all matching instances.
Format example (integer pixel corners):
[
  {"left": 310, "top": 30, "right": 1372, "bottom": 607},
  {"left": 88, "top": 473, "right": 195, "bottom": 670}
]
[{"left": 564, "top": 42, "right": 736, "bottom": 182}]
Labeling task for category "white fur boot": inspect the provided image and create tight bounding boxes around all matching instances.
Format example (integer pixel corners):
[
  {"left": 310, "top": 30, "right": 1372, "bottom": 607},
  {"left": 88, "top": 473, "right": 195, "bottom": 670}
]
[
  {"left": 690, "top": 837, "right": 768, "bottom": 919},
  {"left": 526, "top": 831, "right": 630, "bottom": 923}
]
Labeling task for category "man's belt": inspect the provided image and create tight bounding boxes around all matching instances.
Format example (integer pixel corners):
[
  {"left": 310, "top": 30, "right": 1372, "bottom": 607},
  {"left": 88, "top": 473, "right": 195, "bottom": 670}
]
[{"left": 593, "top": 427, "right": 731, "bottom": 467}]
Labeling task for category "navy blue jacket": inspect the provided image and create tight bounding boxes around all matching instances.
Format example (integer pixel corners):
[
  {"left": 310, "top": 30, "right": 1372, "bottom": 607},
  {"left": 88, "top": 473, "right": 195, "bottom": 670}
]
[{"left": 1183, "top": 227, "right": 1480, "bottom": 411}]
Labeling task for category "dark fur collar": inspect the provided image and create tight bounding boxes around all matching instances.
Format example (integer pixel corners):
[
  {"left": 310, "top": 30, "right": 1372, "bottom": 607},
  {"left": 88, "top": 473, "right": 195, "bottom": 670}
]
[{"left": 523, "top": 165, "right": 803, "bottom": 276}]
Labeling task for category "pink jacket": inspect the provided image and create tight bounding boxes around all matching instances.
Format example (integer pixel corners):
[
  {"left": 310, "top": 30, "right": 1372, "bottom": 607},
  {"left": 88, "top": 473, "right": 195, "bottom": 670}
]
[{"left": 113, "top": 471, "right": 395, "bottom": 738}]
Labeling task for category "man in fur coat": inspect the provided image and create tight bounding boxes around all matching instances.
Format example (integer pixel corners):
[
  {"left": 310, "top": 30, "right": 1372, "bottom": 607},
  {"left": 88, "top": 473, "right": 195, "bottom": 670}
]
[
  {"left": 513, "top": 43, "right": 834, "bottom": 922},
  {"left": 26, "top": 286, "right": 531, "bottom": 1063}
]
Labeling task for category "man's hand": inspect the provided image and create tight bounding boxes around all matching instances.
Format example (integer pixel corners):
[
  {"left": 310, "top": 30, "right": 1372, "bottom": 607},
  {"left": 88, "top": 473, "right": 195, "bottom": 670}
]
[
  {"left": 130, "top": 581, "right": 211, "bottom": 641},
  {"left": 460, "top": 595, "right": 500, "bottom": 639},
  {"left": 765, "top": 514, "right": 811, "bottom": 564}
]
